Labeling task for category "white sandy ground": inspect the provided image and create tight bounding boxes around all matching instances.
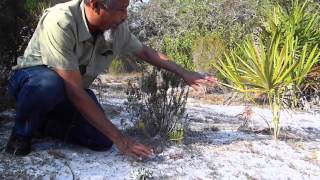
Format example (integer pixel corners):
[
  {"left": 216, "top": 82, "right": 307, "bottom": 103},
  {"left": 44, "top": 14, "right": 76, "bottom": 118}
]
[{"left": 0, "top": 93, "right": 320, "bottom": 179}]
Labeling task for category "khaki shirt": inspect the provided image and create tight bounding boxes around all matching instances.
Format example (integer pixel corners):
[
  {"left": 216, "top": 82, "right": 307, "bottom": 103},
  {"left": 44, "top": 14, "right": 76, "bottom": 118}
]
[{"left": 14, "top": 0, "right": 143, "bottom": 88}]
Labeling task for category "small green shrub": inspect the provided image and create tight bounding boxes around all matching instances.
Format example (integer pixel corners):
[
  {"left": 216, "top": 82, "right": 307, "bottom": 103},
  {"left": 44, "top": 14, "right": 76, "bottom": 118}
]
[
  {"left": 25, "top": 0, "right": 51, "bottom": 26},
  {"left": 109, "top": 57, "right": 125, "bottom": 74},
  {"left": 192, "top": 33, "right": 226, "bottom": 73},
  {"left": 161, "top": 31, "right": 200, "bottom": 71},
  {"left": 126, "top": 68, "right": 189, "bottom": 140}
]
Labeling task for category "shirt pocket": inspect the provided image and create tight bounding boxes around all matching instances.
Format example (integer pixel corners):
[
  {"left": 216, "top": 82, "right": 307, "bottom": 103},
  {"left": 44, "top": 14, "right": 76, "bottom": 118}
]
[
  {"left": 85, "top": 35, "right": 114, "bottom": 76},
  {"left": 84, "top": 49, "right": 113, "bottom": 76},
  {"left": 94, "top": 51, "right": 114, "bottom": 74}
]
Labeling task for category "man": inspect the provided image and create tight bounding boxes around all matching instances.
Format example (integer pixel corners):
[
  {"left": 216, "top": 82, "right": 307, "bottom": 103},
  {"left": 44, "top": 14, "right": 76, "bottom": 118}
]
[{"left": 6, "top": 0, "right": 217, "bottom": 158}]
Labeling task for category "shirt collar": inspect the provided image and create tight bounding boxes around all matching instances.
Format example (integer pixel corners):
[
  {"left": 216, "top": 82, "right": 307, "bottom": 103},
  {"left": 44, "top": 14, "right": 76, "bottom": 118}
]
[{"left": 78, "top": 1, "right": 92, "bottom": 42}]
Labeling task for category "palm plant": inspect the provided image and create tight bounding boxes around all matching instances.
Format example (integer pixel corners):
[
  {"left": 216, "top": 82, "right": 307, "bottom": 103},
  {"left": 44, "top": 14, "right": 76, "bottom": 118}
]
[
  {"left": 263, "top": 0, "right": 320, "bottom": 108},
  {"left": 214, "top": 31, "right": 320, "bottom": 139},
  {"left": 264, "top": 0, "right": 320, "bottom": 49}
]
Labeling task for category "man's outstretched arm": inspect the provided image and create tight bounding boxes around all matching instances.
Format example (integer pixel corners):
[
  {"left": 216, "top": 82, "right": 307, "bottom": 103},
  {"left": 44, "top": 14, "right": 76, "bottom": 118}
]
[
  {"left": 136, "top": 45, "right": 218, "bottom": 90},
  {"left": 53, "top": 69, "right": 153, "bottom": 159}
]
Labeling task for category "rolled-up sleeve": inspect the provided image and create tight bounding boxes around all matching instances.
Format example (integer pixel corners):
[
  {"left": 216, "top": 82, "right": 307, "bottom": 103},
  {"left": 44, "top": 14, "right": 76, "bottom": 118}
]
[
  {"left": 119, "top": 22, "right": 143, "bottom": 56},
  {"left": 39, "top": 13, "right": 79, "bottom": 70}
]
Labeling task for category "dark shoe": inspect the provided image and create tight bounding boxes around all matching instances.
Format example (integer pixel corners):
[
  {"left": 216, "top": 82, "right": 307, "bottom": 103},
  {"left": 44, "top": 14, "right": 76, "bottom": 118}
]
[{"left": 5, "top": 133, "right": 31, "bottom": 156}]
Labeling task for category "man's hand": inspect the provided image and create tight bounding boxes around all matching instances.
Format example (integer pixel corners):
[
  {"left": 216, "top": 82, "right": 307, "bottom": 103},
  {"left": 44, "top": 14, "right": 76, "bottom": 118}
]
[
  {"left": 182, "top": 70, "right": 219, "bottom": 91},
  {"left": 53, "top": 69, "right": 153, "bottom": 160},
  {"left": 137, "top": 46, "right": 218, "bottom": 91},
  {"left": 116, "top": 136, "right": 153, "bottom": 160}
]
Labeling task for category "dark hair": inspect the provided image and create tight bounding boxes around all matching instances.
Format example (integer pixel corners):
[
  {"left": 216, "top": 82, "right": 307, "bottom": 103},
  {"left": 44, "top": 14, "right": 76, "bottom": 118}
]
[{"left": 83, "top": 0, "right": 111, "bottom": 6}]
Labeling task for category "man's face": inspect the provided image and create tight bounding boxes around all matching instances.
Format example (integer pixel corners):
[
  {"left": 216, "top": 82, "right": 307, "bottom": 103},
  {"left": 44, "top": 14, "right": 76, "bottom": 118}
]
[{"left": 95, "top": 0, "right": 129, "bottom": 31}]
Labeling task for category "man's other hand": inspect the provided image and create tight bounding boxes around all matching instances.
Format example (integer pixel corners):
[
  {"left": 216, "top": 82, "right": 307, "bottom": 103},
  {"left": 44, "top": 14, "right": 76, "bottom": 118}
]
[
  {"left": 116, "top": 136, "right": 153, "bottom": 160},
  {"left": 182, "top": 70, "right": 219, "bottom": 91}
]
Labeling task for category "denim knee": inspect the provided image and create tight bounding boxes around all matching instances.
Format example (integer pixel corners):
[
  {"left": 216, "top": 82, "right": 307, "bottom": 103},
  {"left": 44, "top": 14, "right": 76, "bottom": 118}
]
[
  {"left": 15, "top": 66, "right": 66, "bottom": 112},
  {"left": 11, "top": 66, "right": 67, "bottom": 137},
  {"left": 28, "top": 69, "right": 65, "bottom": 102}
]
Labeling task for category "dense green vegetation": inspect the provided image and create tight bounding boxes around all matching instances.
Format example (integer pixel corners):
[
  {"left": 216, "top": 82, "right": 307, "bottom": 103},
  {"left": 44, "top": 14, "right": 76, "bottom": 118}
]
[
  {"left": 0, "top": 0, "right": 40, "bottom": 110},
  {"left": 129, "top": 0, "right": 320, "bottom": 139},
  {"left": 214, "top": 0, "right": 320, "bottom": 139},
  {"left": 130, "top": 0, "right": 264, "bottom": 71}
]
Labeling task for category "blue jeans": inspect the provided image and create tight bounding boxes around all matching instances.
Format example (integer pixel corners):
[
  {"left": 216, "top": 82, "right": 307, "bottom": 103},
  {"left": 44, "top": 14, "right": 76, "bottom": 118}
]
[{"left": 7, "top": 65, "right": 113, "bottom": 151}]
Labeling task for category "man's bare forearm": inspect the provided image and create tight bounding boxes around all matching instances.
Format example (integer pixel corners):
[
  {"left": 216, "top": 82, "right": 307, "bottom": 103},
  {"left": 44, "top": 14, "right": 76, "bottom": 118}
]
[
  {"left": 137, "top": 45, "right": 188, "bottom": 77},
  {"left": 53, "top": 69, "right": 123, "bottom": 143},
  {"left": 53, "top": 69, "right": 152, "bottom": 158},
  {"left": 64, "top": 79, "right": 124, "bottom": 144}
]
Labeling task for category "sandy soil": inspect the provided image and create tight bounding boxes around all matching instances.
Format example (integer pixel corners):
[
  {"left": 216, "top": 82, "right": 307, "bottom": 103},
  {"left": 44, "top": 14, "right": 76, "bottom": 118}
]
[{"left": 0, "top": 74, "right": 319, "bottom": 180}]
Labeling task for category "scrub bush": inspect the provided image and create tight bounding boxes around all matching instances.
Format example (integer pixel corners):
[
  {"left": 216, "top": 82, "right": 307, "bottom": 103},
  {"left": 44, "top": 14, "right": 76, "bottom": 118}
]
[
  {"left": 126, "top": 68, "right": 189, "bottom": 140},
  {"left": 192, "top": 33, "right": 226, "bottom": 73},
  {"left": 161, "top": 31, "right": 199, "bottom": 71},
  {"left": 128, "top": 0, "right": 264, "bottom": 77},
  {"left": 109, "top": 57, "right": 126, "bottom": 74}
]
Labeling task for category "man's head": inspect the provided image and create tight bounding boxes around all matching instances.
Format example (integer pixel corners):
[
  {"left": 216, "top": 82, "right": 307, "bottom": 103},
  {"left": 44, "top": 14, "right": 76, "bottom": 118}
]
[{"left": 84, "top": 0, "right": 129, "bottom": 32}]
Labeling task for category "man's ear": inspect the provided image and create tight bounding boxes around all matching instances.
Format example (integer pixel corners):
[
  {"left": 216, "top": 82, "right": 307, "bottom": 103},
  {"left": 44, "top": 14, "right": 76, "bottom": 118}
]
[
  {"left": 87, "top": 0, "right": 101, "bottom": 14},
  {"left": 87, "top": 0, "right": 98, "bottom": 9},
  {"left": 92, "top": 1, "right": 99, "bottom": 9}
]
